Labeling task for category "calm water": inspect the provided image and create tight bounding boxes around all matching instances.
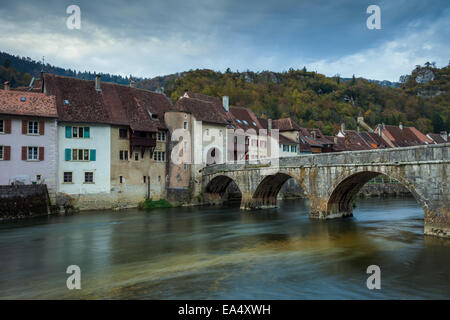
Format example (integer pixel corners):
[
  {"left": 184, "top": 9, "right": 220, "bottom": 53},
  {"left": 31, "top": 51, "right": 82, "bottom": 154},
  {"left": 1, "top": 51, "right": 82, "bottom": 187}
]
[{"left": 0, "top": 197, "right": 449, "bottom": 299}]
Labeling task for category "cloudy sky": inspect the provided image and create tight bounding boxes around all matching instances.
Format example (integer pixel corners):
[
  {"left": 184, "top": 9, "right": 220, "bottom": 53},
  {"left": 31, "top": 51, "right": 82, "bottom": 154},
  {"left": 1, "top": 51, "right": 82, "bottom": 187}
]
[{"left": 0, "top": 0, "right": 449, "bottom": 80}]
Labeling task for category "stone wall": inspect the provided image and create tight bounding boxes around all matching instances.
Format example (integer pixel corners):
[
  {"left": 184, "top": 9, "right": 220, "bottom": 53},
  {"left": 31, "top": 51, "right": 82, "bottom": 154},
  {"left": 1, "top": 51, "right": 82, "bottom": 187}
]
[{"left": 0, "top": 185, "right": 50, "bottom": 221}]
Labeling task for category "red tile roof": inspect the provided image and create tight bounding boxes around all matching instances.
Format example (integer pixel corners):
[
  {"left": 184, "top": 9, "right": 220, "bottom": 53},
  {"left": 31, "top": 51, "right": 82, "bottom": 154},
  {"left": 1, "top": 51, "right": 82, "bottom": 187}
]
[
  {"left": 43, "top": 74, "right": 171, "bottom": 132},
  {"left": 174, "top": 96, "right": 230, "bottom": 125},
  {"left": 380, "top": 125, "right": 433, "bottom": 147},
  {"left": 273, "top": 118, "right": 301, "bottom": 131},
  {"left": 0, "top": 90, "right": 57, "bottom": 118},
  {"left": 229, "top": 106, "right": 263, "bottom": 131}
]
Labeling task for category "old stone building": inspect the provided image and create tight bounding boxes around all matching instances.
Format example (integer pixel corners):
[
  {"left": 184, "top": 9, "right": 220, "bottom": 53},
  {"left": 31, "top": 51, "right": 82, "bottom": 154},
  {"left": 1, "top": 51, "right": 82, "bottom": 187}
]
[{"left": 43, "top": 73, "right": 172, "bottom": 209}]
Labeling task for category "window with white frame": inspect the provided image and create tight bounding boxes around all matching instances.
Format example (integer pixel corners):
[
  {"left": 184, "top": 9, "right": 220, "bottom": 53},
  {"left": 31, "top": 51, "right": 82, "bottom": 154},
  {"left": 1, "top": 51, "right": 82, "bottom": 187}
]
[
  {"left": 0, "top": 146, "right": 3, "bottom": 160},
  {"left": 183, "top": 121, "right": 188, "bottom": 130},
  {"left": 153, "top": 151, "right": 166, "bottom": 162},
  {"left": 27, "top": 147, "right": 38, "bottom": 160},
  {"left": 0, "top": 120, "right": 4, "bottom": 133},
  {"left": 72, "top": 149, "right": 90, "bottom": 161},
  {"left": 157, "top": 131, "right": 166, "bottom": 141},
  {"left": 28, "top": 121, "right": 39, "bottom": 135},
  {"left": 72, "top": 126, "right": 86, "bottom": 138}
]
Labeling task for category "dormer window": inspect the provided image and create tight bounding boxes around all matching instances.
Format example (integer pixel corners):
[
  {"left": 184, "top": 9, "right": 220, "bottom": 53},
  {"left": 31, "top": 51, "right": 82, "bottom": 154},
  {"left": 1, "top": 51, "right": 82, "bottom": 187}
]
[
  {"left": 64, "top": 99, "right": 70, "bottom": 105},
  {"left": 243, "top": 120, "right": 248, "bottom": 125},
  {"left": 20, "top": 97, "right": 26, "bottom": 102}
]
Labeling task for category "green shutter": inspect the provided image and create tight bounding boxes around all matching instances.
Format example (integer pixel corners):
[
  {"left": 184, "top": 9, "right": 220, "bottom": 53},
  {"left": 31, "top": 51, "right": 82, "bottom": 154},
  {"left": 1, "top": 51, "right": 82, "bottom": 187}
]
[
  {"left": 90, "top": 149, "right": 96, "bottom": 161},
  {"left": 84, "top": 127, "right": 90, "bottom": 138},
  {"left": 65, "top": 148, "right": 71, "bottom": 161},
  {"left": 65, "top": 126, "right": 72, "bottom": 138}
]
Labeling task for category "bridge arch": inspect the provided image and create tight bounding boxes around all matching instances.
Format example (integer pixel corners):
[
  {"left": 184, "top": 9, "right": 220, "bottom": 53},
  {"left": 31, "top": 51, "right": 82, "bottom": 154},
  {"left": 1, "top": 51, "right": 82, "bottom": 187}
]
[
  {"left": 203, "top": 174, "right": 242, "bottom": 206},
  {"left": 252, "top": 172, "right": 307, "bottom": 208},
  {"left": 326, "top": 168, "right": 429, "bottom": 218}
]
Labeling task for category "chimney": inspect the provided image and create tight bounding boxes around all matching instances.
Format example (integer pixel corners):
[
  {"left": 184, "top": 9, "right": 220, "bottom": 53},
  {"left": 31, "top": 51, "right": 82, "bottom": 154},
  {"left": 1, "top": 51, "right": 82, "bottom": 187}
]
[
  {"left": 341, "top": 122, "right": 345, "bottom": 134},
  {"left": 334, "top": 136, "right": 338, "bottom": 144},
  {"left": 268, "top": 119, "right": 272, "bottom": 131},
  {"left": 129, "top": 77, "right": 135, "bottom": 88},
  {"left": 222, "top": 96, "right": 229, "bottom": 112},
  {"left": 441, "top": 131, "right": 448, "bottom": 142},
  {"left": 312, "top": 130, "right": 317, "bottom": 140},
  {"left": 4, "top": 81, "right": 10, "bottom": 91},
  {"left": 399, "top": 122, "right": 403, "bottom": 130},
  {"left": 357, "top": 125, "right": 360, "bottom": 133},
  {"left": 95, "top": 74, "right": 101, "bottom": 91}
]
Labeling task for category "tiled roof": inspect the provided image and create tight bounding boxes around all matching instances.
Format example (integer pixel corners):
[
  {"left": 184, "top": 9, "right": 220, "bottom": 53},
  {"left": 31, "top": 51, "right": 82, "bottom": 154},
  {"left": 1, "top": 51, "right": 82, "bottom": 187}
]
[
  {"left": 381, "top": 125, "right": 433, "bottom": 147},
  {"left": 340, "top": 130, "right": 373, "bottom": 151},
  {"left": 43, "top": 74, "right": 171, "bottom": 132},
  {"left": 229, "top": 106, "right": 263, "bottom": 131},
  {"left": 273, "top": 118, "right": 301, "bottom": 131},
  {"left": 427, "top": 133, "right": 448, "bottom": 144},
  {"left": 174, "top": 96, "right": 230, "bottom": 125},
  {"left": 358, "top": 131, "right": 389, "bottom": 149},
  {"left": 0, "top": 90, "right": 57, "bottom": 118},
  {"left": 298, "top": 128, "right": 332, "bottom": 147}
]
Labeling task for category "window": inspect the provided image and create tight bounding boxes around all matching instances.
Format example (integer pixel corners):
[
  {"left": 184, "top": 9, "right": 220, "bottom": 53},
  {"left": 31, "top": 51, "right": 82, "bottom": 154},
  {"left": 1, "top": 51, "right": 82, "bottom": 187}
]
[
  {"left": 28, "top": 121, "right": 39, "bottom": 135},
  {"left": 119, "top": 176, "right": 123, "bottom": 184},
  {"left": 66, "top": 126, "right": 90, "bottom": 139},
  {"left": 157, "top": 131, "right": 166, "bottom": 141},
  {"left": 0, "top": 120, "right": 4, "bottom": 133},
  {"left": 28, "top": 147, "right": 38, "bottom": 160},
  {"left": 63, "top": 172, "right": 72, "bottom": 183},
  {"left": 153, "top": 151, "right": 166, "bottom": 162},
  {"left": 36, "top": 175, "right": 42, "bottom": 182},
  {"left": 205, "top": 129, "right": 209, "bottom": 136},
  {"left": 120, "top": 150, "right": 129, "bottom": 161},
  {"left": 291, "top": 145, "right": 297, "bottom": 152},
  {"left": 119, "top": 128, "right": 128, "bottom": 139},
  {"left": 64, "top": 99, "right": 70, "bottom": 105},
  {"left": 283, "top": 145, "right": 288, "bottom": 152},
  {"left": 183, "top": 121, "right": 188, "bottom": 130},
  {"left": 84, "top": 172, "right": 94, "bottom": 183},
  {"left": 158, "top": 176, "right": 161, "bottom": 182},
  {"left": 184, "top": 163, "right": 188, "bottom": 171},
  {"left": 0, "top": 146, "right": 3, "bottom": 160},
  {"left": 134, "top": 152, "right": 139, "bottom": 161},
  {"left": 72, "top": 149, "right": 90, "bottom": 161},
  {"left": 143, "top": 176, "right": 146, "bottom": 183},
  {"left": 243, "top": 120, "right": 248, "bottom": 125},
  {"left": 219, "top": 130, "right": 222, "bottom": 136}
]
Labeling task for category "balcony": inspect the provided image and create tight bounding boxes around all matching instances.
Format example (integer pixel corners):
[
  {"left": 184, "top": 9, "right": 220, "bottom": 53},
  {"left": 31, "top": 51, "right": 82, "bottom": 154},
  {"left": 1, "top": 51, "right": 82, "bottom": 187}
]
[{"left": 130, "top": 136, "right": 156, "bottom": 148}]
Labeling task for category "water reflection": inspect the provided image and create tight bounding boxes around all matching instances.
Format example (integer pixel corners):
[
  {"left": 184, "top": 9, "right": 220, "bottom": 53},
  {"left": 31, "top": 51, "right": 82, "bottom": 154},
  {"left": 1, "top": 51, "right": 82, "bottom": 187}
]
[{"left": 0, "top": 197, "right": 449, "bottom": 299}]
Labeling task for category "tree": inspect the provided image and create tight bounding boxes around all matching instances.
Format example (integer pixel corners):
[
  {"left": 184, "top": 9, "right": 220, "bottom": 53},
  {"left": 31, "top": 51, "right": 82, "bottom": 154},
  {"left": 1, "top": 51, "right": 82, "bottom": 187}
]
[{"left": 431, "top": 113, "right": 444, "bottom": 132}]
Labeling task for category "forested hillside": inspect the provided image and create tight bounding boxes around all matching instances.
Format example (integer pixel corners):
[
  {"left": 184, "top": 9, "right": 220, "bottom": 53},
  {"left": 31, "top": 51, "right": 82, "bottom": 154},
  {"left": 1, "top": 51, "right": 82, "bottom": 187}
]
[
  {"left": 0, "top": 51, "right": 139, "bottom": 86},
  {"left": 157, "top": 65, "right": 449, "bottom": 135},
  {"left": 1, "top": 50, "right": 448, "bottom": 135}
]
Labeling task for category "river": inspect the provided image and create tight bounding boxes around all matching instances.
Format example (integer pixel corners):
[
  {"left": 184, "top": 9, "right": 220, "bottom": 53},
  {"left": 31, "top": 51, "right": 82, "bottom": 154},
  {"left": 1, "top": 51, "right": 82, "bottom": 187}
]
[{"left": 0, "top": 197, "right": 449, "bottom": 299}]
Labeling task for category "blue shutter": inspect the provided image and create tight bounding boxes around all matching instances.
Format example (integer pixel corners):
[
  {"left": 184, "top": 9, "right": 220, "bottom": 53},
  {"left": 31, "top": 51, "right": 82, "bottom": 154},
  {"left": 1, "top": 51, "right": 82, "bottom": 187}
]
[
  {"left": 65, "top": 126, "right": 72, "bottom": 138},
  {"left": 65, "top": 148, "right": 71, "bottom": 161},
  {"left": 90, "top": 149, "right": 96, "bottom": 161},
  {"left": 84, "top": 127, "right": 90, "bottom": 138}
]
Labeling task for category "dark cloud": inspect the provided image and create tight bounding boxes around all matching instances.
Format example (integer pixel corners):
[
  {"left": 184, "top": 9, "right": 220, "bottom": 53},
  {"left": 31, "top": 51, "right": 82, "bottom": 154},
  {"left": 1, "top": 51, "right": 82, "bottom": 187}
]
[{"left": 0, "top": 0, "right": 449, "bottom": 80}]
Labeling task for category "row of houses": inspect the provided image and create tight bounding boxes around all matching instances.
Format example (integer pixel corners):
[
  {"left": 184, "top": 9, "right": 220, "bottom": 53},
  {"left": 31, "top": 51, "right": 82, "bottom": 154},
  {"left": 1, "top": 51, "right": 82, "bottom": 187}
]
[{"left": 0, "top": 74, "right": 447, "bottom": 210}]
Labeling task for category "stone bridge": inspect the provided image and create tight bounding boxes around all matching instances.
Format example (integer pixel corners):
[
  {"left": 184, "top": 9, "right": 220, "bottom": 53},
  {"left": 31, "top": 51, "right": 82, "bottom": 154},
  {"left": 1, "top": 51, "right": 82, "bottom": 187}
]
[{"left": 201, "top": 143, "right": 450, "bottom": 238}]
